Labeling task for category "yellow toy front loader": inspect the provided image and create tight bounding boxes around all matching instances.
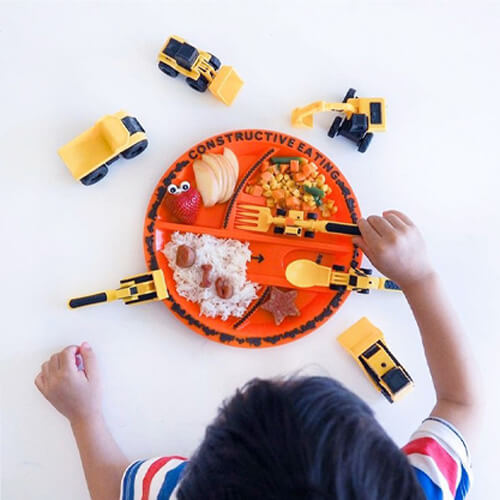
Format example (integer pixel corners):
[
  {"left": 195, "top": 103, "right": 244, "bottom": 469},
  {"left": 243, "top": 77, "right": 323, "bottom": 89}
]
[{"left": 157, "top": 35, "right": 243, "bottom": 106}]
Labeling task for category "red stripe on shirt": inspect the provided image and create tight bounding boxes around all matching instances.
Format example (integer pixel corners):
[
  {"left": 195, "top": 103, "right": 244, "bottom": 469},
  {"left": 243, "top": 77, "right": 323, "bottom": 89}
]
[
  {"left": 141, "top": 457, "right": 170, "bottom": 500},
  {"left": 402, "top": 437, "right": 458, "bottom": 495}
]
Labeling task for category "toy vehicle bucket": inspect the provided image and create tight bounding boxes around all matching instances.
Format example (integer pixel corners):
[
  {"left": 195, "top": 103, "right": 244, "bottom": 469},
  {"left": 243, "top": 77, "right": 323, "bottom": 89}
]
[{"left": 209, "top": 66, "right": 244, "bottom": 106}]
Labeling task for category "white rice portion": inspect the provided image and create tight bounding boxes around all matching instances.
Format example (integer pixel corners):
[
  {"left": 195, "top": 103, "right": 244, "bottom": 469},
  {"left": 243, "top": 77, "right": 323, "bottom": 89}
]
[{"left": 163, "top": 232, "right": 259, "bottom": 320}]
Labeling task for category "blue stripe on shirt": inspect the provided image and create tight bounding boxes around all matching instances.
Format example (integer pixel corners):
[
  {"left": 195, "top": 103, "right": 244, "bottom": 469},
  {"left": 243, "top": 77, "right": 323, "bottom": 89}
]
[
  {"left": 413, "top": 468, "right": 443, "bottom": 500},
  {"left": 455, "top": 465, "right": 470, "bottom": 500},
  {"left": 122, "top": 460, "right": 146, "bottom": 500},
  {"left": 158, "top": 462, "right": 188, "bottom": 499}
]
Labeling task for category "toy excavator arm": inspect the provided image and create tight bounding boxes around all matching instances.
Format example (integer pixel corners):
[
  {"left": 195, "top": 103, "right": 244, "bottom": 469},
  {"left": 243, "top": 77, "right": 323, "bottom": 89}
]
[{"left": 291, "top": 101, "right": 355, "bottom": 128}]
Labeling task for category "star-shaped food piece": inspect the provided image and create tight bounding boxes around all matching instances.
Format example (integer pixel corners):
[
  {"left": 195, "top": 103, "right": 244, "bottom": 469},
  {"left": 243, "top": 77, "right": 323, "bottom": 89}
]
[{"left": 261, "top": 287, "right": 300, "bottom": 326}]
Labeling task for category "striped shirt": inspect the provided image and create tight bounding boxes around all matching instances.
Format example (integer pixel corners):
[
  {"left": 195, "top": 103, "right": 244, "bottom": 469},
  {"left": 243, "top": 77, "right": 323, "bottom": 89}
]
[
  {"left": 403, "top": 417, "right": 472, "bottom": 499},
  {"left": 120, "top": 418, "right": 472, "bottom": 499},
  {"left": 120, "top": 456, "right": 188, "bottom": 500}
]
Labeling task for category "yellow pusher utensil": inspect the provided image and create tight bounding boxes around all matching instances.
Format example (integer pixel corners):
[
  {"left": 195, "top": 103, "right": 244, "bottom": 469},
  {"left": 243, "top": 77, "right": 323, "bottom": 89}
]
[
  {"left": 285, "top": 260, "right": 400, "bottom": 294},
  {"left": 68, "top": 270, "right": 168, "bottom": 309},
  {"left": 235, "top": 205, "right": 360, "bottom": 237}
]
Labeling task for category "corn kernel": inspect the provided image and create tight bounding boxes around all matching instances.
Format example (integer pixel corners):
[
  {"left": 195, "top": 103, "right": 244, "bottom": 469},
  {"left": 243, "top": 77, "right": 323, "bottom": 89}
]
[
  {"left": 276, "top": 173, "right": 283, "bottom": 181},
  {"left": 292, "top": 189, "right": 300, "bottom": 197},
  {"left": 284, "top": 174, "right": 290, "bottom": 180},
  {"left": 270, "top": 181, "right": 278, "bottom": 190},
  {"left": 266, "top": 199, "right": 274, "bottom": 207},
  {"left": 326, "top": 199, "right": 334, "bottom": 208},
  {"left": 264, "top": 190, "right": 272, "bottom": 197},
  {"left": 303, "top": 180, "right": 312, "bottom": 187},
  {"left": 308, "top": 200, "right": 316, "bottom": 207}
]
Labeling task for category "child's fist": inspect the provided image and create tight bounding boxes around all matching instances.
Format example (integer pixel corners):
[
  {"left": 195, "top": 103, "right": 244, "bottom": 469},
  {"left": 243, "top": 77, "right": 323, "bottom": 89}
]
[
  {"left": 352, "top": 210, "right": 435, "bottom": 290},
  {"left": 35, "top": 343, "right": 101, "bottom": 424}
]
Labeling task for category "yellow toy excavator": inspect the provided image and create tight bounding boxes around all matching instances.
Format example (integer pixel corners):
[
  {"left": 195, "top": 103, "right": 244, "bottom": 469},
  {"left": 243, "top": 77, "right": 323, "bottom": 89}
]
[{"left": 291, "top": 88, "right": 386, "bottom": 152}]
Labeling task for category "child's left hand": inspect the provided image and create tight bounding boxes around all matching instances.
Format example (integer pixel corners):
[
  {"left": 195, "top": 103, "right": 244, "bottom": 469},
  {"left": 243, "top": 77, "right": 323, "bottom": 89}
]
[{"left": 35, "top": 342, "right": 102, "bottom": 425}]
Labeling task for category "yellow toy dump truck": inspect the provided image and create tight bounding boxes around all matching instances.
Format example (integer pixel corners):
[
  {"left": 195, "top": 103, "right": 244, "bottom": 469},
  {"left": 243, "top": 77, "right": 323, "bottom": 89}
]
[
  {"left": 58, "top": 111, "right": 148, "bottom": 186},
  {"left": 291, "top": 88, "right": 386, "bottom": 152},
  {"left": 337, "top": 317, "right": 414, "bottom": 403},
  {"left": 157, "top": 35, "right": 244, "bottom": 106}
]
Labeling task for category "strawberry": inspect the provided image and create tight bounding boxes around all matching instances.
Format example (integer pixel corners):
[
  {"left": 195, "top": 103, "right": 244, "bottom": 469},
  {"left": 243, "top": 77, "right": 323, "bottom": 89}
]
[{"left": 164, "top": 181, "right": 201, "bottom": 224}]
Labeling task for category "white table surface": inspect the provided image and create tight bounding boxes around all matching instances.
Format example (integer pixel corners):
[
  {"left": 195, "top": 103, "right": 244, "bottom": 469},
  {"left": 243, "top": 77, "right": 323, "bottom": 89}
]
[{"left": 1, "top": 1, "right": 499, "bottom": 498}]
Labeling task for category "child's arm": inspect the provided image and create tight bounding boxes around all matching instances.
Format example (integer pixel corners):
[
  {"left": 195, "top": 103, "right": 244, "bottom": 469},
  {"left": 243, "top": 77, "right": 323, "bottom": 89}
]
[
  {"left": 353, "top": 210, "right": 483, "bottom": 445},
  {"left": 35, "top": 343, "right": 128, "bottom": 500}
]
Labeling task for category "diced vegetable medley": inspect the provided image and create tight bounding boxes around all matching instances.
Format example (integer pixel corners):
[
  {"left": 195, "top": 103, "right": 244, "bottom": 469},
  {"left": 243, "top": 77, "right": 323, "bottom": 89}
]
[{"left": 245, "top": 156, "right": 338, "bottom": 217}]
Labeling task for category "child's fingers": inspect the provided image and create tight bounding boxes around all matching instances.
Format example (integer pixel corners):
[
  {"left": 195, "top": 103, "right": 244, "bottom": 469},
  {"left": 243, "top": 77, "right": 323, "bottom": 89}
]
[
  {"left": 352, "top": 236, "right": 369, "bottom": 255},
  {"left": 41, "top": 361, "right": 50, "bottom": 379},
  {"left": 383, "top": 213, "right": 407, "bottom": 231},
  {"left": 79, "top": 342, "right": 97, "bottom": 381},
  {"left": 60, "top": 345, "right": 79, "bottom": 372},
  {"left": 34, "top": 373, "right": 45, "bottom": 392},
  {"left": 358, "top": 218, "right": 380, "bottom": 245},
  {"left": 367, "top": 215, "right": 395, "bottom": 237},
  {"left": 383, "top": 210, "right": 414, "bottom": 226},
  {"left": 49, "top": 354, "right": 60, "bottom": 371}
]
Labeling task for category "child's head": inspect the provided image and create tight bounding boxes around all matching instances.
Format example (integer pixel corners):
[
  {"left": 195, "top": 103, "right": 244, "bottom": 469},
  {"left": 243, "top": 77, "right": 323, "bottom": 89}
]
[{"left": 178, "top": 376, "right": 424, "bottom": 500}]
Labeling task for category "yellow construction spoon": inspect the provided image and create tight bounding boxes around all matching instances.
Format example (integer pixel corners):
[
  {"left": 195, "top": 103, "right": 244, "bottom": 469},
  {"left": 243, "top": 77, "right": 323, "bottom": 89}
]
[{"left": 285, "top": 259, "right": 400, "bottom": 293}]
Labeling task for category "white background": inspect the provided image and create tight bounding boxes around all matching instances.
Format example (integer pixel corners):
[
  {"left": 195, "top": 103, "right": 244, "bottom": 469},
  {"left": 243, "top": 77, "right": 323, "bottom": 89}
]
[{"left": 1, "top": 1, "right": 499, "bottom": 498}]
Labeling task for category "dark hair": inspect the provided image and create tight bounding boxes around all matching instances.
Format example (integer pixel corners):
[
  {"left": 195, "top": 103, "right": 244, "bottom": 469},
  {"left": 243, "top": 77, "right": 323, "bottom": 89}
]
[{"left": 178, "top": 377, "right": 424, "bottom": 500}]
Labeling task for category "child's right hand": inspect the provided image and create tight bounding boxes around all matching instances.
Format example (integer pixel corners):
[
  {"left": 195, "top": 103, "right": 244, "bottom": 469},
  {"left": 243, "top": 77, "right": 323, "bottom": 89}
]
[
  {"left": 352, "top": 210, "right": 435, "bottom": 290},
  {"left": 35, "top": 342, "right": 102, "bottom": 425}
]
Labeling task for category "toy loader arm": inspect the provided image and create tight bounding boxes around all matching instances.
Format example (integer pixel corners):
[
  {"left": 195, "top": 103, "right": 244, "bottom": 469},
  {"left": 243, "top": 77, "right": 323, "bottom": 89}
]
[{"left": 291, "top": 101, "right": 355, "bottom": 128}]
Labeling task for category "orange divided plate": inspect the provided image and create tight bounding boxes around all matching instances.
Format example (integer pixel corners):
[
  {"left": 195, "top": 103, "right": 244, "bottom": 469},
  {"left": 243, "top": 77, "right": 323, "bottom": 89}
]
[{"left": 143, "top": 129, "right": 362, "bottom": 348}]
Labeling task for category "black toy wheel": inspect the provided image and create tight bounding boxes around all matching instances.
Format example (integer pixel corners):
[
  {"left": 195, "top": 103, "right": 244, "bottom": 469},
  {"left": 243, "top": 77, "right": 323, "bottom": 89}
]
[
  {"left": 158, "top": 62, "right": 179, "bottom": 78},
  {"left": 304, "top": 230, "right": 315, "bottom": 238},
  {"left": 329, "top": 284, "right": 345, "bottom": 291},
  {"left": 332, "top": 264, "right": 345, "bottom": 272},
  {"left": 360, "top": 268, "right": 373, "bottom": 275},
  {"left": 273, "top": 226, "right": 285, "bottom": 234},
  {"left": 357, "top": 289, "right": 370, "bottom": 295},
  {"left": 328, "top": 116, "right": 343, "bottom": 138},
  {"left": 80, "top": 165, "right": 108, "bottom": 186},
  {"left": 121, "top": 139, "right": 148, "bottom": 159},
  {"left": 186, "top": 75, "right": 209, "bottom": 92},
  {"left": 276, "top": 208, "right": 287, "bottom": 216},
  {"left": 343, "top": 88, "right": 356, "bottom": 102},
  {"left": 306, "top": 212, "right": 318, "bottom": 220},
  {"left": 208, "top": 54, "right": 221, "bottom": 71},
  {"left": 106, "top": 155, "right": 119, "bottom": 165},
  {"left": 358, "top": 133, "right": 373, "bottom": 153}
]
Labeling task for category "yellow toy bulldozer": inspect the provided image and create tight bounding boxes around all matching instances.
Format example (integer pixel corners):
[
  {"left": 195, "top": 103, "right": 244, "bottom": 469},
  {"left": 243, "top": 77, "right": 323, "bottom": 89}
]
[
  {"left": 291, "top": 88, "right": 386, "bottom": 152},
  {"left": 157, "top": 35, "right": 244, "bottom": 106},
  {"left": 337, "top": 317, "right": 414, "bottom": 403}
]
